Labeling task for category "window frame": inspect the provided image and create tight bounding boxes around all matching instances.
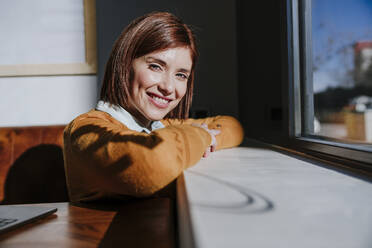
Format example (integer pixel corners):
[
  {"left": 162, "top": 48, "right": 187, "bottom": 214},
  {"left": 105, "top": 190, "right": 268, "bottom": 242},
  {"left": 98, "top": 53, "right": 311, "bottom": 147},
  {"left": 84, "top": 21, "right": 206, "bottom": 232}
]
[{"left": 283, "top": 0, "right": 372, "bottom": 175}]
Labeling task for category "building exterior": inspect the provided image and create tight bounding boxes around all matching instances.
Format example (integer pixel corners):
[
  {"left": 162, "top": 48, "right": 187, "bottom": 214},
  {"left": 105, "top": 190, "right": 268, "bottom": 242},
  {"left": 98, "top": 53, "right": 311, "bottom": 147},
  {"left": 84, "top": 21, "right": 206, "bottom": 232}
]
[{"left": 354, "top": 41, "right": 372, "bottom": 87}]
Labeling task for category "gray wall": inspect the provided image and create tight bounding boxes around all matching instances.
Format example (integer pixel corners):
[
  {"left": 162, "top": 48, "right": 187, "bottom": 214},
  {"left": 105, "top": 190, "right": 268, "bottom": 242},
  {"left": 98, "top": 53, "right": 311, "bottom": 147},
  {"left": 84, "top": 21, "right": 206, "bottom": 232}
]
[
  {"left": 236, "top": 0, "right": 284, "bottom": 137},
  {"left": 96, "top": 0, "right": 239, "bottom": 117}
]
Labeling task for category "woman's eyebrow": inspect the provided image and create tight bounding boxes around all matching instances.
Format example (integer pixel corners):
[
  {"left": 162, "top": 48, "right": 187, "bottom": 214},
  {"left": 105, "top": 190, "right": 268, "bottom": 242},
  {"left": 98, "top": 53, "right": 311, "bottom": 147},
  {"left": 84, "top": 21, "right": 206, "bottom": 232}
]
[
  {"left": 145, "top": 56, "right": 166, "bottom": 66},
  {"left": 178, "top": 68, "right": 190, "bottom": 74}
]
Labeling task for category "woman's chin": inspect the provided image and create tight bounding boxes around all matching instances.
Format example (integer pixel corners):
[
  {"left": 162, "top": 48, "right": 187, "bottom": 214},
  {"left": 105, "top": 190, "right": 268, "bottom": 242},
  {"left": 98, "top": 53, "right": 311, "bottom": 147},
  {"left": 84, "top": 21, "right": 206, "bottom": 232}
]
[
  {"left": 146, "top": 112, "right": 167, "bottom": 121},
  {"left": 143, "top": 105, "right": 175, "bottom": 121}
]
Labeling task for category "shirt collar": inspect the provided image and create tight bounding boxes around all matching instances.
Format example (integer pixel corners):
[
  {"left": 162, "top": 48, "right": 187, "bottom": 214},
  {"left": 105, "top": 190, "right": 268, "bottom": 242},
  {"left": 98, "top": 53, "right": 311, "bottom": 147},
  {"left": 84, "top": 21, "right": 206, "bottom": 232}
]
[{"left": 95, "top": 100, "right": 164, "bottom": 133}]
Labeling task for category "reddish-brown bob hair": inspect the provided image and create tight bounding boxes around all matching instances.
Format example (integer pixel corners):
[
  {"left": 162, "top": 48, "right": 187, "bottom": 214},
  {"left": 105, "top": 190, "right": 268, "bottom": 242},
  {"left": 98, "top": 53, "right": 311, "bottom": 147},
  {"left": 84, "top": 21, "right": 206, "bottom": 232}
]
[{"left": 100, "top": 12, "right": 198, "bottom": 119}]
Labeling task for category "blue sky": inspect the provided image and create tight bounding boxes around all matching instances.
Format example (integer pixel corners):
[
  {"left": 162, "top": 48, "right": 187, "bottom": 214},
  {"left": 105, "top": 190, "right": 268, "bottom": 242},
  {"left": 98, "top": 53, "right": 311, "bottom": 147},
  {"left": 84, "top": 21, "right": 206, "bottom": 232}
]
[{"left": 312, "top": 0, "right": 372, "bottom": 92}]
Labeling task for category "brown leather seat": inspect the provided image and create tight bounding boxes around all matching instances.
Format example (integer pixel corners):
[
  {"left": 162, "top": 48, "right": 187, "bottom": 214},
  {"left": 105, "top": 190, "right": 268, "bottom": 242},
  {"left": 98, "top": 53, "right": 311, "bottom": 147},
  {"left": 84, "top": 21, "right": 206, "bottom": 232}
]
[{"left": 0, "top": 126, "right": 68, "bottom": 204}]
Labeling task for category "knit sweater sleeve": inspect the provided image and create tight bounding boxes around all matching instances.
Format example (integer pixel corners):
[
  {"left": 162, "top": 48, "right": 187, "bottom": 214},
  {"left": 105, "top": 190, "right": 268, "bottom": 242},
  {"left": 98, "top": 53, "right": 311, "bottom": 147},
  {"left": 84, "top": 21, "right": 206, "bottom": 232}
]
[
  {"left": 162, "top": 115, "right": 244, "bottom": 150},
  {"left": 63, "top": 112, "right": 212, "bottom": 201}
]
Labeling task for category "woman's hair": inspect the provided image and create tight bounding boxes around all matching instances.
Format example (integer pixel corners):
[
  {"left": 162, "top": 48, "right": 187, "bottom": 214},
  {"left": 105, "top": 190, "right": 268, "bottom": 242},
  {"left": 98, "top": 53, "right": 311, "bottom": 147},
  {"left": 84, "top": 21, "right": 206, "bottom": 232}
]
[{"left": 100, "top": 12, "right": 198, "bottom": 119}]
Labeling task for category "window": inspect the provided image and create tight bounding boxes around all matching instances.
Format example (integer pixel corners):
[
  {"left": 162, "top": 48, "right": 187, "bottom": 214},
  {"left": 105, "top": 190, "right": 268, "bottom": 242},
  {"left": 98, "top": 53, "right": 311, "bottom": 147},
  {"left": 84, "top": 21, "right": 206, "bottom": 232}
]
[
  {"left": 286, "top": 0, "right": 372, "bottom": 172},
  {"left": 311, "top": 0, "right": 372, "bottom": 145}
]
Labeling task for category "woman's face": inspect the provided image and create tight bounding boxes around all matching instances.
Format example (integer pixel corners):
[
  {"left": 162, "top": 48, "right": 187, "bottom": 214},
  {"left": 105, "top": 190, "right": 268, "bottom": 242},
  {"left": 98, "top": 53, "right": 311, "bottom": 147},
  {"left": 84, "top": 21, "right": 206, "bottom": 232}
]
[{"left": 128, "top": 46, "right": 192, "bottom": 126}]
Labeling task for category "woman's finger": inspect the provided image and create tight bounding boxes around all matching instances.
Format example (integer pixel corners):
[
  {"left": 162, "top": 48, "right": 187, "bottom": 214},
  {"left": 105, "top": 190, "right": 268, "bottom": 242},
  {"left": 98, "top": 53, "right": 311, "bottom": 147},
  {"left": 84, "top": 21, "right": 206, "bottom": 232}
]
[
  {"left": 210, "top": 129, "right": 221, "bottom": 136},
  {"left": 203, "top": 149, "right": 210, "bottom": 157},
  {"left": 192, "top": 123, "right": 220, "bottom": 156}
]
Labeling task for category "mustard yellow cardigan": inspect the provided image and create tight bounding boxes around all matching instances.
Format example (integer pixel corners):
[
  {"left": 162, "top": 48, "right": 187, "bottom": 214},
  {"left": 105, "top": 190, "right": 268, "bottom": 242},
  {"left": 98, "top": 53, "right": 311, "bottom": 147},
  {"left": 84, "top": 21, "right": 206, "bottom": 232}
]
[{"left": 63, "top": 110, "right": 244, "bottom": 202}]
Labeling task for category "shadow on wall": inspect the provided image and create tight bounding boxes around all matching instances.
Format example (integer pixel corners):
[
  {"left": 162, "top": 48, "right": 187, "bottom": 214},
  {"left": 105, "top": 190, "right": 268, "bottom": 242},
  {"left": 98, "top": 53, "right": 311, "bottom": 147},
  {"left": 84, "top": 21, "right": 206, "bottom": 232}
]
[{"left": 2, "top": 144, "right": 69, "bottom": 204}]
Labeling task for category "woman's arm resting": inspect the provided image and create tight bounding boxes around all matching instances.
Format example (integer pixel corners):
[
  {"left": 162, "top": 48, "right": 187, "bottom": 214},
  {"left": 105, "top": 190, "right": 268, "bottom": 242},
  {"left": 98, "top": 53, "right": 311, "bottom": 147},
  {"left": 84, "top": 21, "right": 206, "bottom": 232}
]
[
  {"left": 64, "top": 117, "right": 212, "bottom": 198},
  {"left": 163, "top": 115, "right": 244, "bottom": 150}
]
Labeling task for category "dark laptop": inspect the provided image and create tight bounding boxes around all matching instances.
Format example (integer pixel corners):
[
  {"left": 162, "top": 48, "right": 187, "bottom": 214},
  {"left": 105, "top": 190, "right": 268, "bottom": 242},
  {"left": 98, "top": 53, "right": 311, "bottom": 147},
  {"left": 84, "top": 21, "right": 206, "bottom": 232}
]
[{"left": 0, "top": 205, "right": 57, "bottom": 234}]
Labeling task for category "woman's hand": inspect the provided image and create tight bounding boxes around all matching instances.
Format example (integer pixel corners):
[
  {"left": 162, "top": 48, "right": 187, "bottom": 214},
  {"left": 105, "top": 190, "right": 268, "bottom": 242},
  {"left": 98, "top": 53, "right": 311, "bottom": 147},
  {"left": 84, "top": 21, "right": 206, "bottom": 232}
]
[{"left": 192, "top": 123, "right": 221, "bottom": 157}]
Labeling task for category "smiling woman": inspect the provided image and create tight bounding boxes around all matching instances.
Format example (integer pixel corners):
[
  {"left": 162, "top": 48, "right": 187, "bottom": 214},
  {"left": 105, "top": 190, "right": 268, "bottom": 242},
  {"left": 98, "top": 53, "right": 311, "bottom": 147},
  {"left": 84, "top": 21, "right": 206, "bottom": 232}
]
[
  {"left": 62, "top": 12, "right": 244, "bottom": 202},
  {"left": 128, "top": 47, "right": 192, "bottom": 127}
]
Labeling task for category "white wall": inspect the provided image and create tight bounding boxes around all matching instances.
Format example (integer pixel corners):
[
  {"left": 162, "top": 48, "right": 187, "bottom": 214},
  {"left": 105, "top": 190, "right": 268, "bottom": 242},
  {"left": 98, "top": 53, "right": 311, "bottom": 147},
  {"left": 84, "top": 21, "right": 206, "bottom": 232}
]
[
  {"left": 0, "top": 76, "right": 97, "bottom": 127},
  {"left": 0, "top": 0, "right": 97, "bottom": 127}
]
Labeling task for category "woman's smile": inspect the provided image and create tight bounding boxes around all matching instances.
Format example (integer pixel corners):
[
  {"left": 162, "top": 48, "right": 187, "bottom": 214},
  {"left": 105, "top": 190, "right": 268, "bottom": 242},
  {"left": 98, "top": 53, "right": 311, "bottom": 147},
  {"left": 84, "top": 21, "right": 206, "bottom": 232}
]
[{"left": 146, "top": 92, "right": 173, "bottom": 109}]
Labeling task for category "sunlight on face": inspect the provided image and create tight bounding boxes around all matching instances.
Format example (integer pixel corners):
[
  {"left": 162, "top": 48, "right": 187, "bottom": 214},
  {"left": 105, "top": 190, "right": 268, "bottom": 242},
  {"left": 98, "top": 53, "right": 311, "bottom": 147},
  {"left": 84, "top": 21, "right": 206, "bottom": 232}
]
[{"left": 128, "top": 47, "right": 192, "bottom": 127}]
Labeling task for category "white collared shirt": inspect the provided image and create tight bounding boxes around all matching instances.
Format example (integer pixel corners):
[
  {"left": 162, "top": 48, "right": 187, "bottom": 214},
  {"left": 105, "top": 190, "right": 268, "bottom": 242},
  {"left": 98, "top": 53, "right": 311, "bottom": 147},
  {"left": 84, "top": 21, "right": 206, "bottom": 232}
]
[{"left": 95, "top": 100, "right": 165, "bottom": 134}]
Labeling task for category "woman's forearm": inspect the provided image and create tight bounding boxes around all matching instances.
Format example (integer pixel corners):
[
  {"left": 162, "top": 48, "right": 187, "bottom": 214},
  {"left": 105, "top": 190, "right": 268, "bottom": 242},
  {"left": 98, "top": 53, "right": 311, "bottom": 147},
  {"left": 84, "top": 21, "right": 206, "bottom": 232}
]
[{"left": 64, "top": 115, "right": 212, "bottom": 199}]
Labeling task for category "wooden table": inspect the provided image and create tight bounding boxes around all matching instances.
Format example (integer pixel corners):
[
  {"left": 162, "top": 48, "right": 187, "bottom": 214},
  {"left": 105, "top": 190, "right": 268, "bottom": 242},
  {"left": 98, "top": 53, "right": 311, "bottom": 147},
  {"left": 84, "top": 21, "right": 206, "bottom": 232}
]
[{"left": 0, "top": 198, "right": 175, "bottom": 248}]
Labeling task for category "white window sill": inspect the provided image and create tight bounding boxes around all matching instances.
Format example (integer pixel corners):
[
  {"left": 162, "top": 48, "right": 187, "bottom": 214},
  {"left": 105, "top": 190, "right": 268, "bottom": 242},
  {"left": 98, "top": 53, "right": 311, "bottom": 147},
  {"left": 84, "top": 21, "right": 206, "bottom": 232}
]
[{"left": 177, "top": 144, "right": 372, "bottom": 248}]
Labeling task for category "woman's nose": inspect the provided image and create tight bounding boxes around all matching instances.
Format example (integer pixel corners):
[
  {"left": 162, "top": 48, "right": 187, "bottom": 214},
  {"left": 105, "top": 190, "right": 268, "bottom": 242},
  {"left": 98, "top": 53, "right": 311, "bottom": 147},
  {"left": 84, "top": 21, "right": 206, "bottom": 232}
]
[{"left": 158, "top": 75, "right": 174, "bottom": 96}]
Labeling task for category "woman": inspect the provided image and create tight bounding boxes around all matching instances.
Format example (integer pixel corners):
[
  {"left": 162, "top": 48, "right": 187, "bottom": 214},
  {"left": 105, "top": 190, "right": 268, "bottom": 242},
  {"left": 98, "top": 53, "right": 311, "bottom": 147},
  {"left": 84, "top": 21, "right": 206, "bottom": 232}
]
[{"left": 63, "top": 12, "right": 244, "bottom": 202}]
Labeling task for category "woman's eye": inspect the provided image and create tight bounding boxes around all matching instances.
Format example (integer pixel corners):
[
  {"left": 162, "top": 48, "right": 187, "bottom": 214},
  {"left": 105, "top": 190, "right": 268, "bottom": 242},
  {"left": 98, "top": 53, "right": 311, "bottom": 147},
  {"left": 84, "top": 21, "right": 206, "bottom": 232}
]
[
  {"left": 176, "top": 73, "right": 188, "bottom": 80},
  {"left": 149, "top": 64, "right": 162, "bottom": 71}
]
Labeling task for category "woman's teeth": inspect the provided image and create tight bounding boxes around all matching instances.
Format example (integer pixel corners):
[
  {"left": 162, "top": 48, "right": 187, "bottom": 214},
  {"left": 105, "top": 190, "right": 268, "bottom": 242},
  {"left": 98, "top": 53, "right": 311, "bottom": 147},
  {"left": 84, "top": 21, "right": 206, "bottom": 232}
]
[{"left": 151, "top": 95, "right": 169, "bottom": 104}]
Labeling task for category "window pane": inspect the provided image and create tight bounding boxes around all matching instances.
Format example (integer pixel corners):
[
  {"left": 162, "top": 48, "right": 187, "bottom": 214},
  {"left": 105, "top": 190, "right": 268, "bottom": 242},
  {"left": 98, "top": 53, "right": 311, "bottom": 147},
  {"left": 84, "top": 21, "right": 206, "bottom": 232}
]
[{"left": 311, "top": 0, "right": 372, "bottom": 144}]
